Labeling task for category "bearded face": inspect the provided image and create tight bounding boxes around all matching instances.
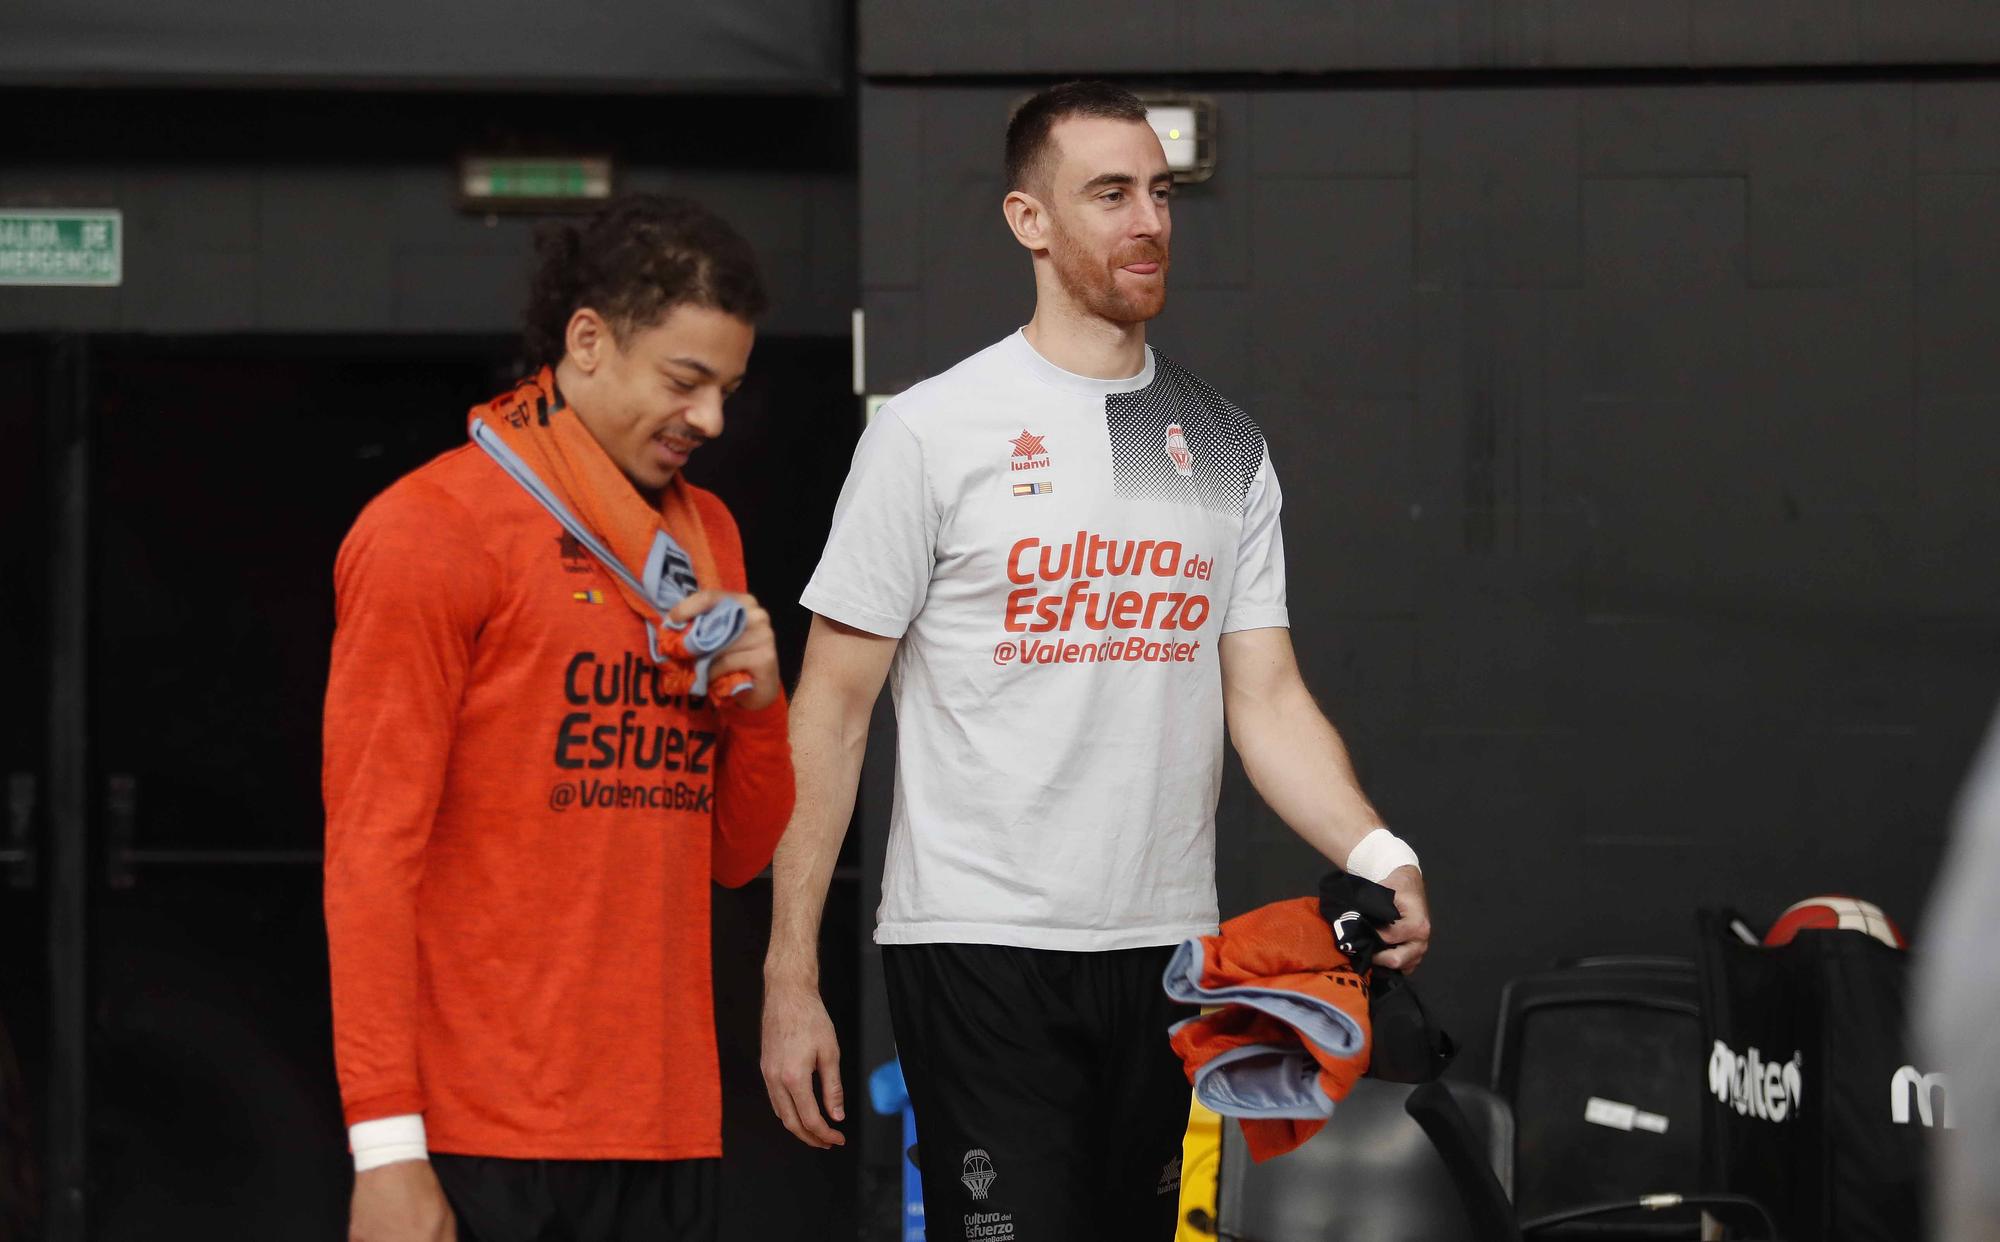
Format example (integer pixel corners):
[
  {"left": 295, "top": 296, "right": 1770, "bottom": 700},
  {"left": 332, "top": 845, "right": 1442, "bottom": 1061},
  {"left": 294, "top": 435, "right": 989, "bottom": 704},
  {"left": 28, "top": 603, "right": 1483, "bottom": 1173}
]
[
  {"left": 1045, "top": 210, "right": 1170, "bottom": 324},
  {"left": 1007, "top": 115, "right": 1176, "bottom": 329}
]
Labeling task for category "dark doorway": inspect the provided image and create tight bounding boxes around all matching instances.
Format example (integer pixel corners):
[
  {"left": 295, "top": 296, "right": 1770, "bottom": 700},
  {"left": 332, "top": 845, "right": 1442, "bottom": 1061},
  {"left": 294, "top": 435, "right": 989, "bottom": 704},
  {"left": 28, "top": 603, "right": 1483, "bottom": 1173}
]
[
  {"left": 1, "top": 338, "right": 54, "bottom": 1242},
  {"left": 4, "top": 332, "right": 857, "bottom": 1240},
  {"left": 83, "top": 337, "right": 499, "bottom": 1241}
]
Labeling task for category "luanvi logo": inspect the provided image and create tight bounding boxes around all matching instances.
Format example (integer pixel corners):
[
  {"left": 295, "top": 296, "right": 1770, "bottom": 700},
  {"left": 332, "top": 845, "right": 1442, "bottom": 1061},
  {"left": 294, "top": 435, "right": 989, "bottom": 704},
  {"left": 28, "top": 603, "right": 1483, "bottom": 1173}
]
[
  {"left": 1008, "top": 429, "right": 1050, "bottom": 473},
  {"left": 556, "top": 532, "right": 594, "bottom": 574},
  {"left": 1708, "top": 1040, "right": 1804, "bottom": 1122},
  {"left": 1891, "top": 1066, "right": 1954, "bottom": 1128}
]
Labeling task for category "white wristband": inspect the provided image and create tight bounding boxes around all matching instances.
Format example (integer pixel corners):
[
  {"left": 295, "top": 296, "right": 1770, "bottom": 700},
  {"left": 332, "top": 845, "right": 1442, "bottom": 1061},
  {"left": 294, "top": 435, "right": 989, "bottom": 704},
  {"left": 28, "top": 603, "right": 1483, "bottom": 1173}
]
[
  {"left": 1345, "top": 828, "right": 1420, "bottom": 884},
  {"left": 351, "top": 1113, "right": 428, "bottom": 1172}
]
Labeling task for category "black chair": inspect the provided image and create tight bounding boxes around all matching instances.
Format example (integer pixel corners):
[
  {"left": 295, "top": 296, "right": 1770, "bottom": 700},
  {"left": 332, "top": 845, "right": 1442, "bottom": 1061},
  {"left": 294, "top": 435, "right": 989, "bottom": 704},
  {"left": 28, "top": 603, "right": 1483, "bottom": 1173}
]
[
  {"left": 1405, "top": 1082, "right": 1781, "bottom": 1242},
  {"left": 1205, "top": 1077, "right": 1514, "bottom": 1242},
  {"left": 1491, "top": 957, "right": 1707, "bottom": 1238}
]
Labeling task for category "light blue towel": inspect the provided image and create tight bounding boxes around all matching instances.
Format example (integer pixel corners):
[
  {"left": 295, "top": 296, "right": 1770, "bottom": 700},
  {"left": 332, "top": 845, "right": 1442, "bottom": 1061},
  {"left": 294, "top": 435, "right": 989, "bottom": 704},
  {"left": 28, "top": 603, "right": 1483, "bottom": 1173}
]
[{"left": 1162, "top": 936, "right": 1368, "bottom": 1120}]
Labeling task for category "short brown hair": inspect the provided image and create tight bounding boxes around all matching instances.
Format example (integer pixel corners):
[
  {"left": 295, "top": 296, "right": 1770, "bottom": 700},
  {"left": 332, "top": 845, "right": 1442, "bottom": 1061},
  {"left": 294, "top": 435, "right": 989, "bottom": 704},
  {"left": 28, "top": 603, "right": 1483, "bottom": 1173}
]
[
  {"left": 522, "top": 194, "right": 768, "bottom": 369},
  {"left": 1005, "top": 80, "right": 1149, "bottom": 194}
]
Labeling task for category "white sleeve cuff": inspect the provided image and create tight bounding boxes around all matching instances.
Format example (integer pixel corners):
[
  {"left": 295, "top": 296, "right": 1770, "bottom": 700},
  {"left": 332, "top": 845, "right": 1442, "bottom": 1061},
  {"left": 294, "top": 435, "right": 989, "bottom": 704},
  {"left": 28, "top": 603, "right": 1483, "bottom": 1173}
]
[
  {"left": 350, "top": 1113, "right": 428, "bottom": 1172},
  {"left": 1346, "top": 827, "right": 1420, "bottom": 883}
]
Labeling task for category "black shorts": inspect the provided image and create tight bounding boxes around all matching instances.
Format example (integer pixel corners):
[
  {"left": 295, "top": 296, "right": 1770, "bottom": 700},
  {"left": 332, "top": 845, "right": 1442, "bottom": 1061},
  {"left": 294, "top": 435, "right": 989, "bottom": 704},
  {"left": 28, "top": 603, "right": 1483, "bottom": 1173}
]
[
  {"left": 431, "top": 1154, "right": 717, "bottom": 1242},
  {"left": 883, "top": 942, "right": 1195, "bottom": 1242}
]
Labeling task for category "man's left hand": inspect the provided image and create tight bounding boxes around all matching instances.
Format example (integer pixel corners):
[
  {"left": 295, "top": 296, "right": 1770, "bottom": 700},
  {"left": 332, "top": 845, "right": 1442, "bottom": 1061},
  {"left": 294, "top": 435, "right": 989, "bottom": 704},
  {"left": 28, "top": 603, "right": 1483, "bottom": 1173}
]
[
  {"left": 1373, "top": 864, "right": 1431, "bottom": 973},
  {"left": 671, "top": 590, "right": 782, "bottom": 712}
]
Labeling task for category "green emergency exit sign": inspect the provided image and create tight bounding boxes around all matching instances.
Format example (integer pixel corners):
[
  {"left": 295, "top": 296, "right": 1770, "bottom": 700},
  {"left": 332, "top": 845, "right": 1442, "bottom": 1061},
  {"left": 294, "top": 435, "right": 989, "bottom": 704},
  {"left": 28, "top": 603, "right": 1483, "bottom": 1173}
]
[
  {"left": 0, "top": 210, "right": 122, "bottom": 286},
  {"left": 459, "top": 157, "right": 613, "bottom": 212}
]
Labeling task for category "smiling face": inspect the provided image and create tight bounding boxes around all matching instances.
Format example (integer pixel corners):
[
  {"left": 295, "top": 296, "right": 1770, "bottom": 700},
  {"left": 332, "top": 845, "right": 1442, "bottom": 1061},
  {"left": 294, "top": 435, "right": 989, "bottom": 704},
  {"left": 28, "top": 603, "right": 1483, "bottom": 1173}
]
[
  {"left": 560, "top": 302, "right": 755, "bottom": 496},
  {"left": 1036, "top": 115, "right": 1174, "bottom": 324}
]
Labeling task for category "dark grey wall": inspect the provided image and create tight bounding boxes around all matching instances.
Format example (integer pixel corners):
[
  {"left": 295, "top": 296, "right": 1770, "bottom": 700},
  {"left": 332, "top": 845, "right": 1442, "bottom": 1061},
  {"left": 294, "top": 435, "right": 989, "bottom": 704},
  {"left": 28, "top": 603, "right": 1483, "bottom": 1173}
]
[
  {"left": 1, "top": 0, "right": 844, "bottom": 92},
  {"left": 0, "top": 163, "right": 853, "bottom": 337},
  {"left": 862, "top": 0, "right": 2000, "bottom": 75},
  {"left": 0, "top": 91, "right": 856, "bottom": 338},
  {"left": 856, "top": 74, "right": 2000, "bottom": 1096}
]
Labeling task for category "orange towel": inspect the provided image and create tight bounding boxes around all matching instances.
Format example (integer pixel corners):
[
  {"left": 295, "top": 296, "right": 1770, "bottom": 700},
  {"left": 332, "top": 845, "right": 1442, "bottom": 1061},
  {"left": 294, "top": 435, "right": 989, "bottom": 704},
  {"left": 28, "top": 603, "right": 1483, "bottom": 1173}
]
[
  {"left": 1165, "top": 896, "right": 1373, "bottom": 1162},
  {"left": 471, "top": 369, "right": 751, "bottom": 700}
]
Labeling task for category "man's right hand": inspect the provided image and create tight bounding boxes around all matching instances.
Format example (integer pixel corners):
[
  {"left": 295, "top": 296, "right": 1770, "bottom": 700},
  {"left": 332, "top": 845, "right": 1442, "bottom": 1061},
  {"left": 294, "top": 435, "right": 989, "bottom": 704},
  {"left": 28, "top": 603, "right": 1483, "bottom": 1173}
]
[
  {"left": 349, "top": 1160, "right": 455, "bottom": 1242},
  {"left": 760, "top": 978, "right": 847, "bottom": 1148}
]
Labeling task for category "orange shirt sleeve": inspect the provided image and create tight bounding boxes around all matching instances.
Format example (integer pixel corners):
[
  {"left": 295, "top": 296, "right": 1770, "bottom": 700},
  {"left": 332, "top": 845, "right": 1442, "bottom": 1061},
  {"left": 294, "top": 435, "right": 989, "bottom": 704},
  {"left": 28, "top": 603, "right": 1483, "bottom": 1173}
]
[
  {"left": 322, "top": 480, "right": 499, "bottom": 1127},
  {"left": 697, "top": 488, "right": 795, "bottom": 888}
]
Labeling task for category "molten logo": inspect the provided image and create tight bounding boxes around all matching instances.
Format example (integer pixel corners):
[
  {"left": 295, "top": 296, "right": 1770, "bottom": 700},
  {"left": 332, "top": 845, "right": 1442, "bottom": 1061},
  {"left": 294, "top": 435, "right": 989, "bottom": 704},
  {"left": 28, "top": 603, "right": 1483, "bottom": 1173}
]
[
  {"left": 1165, "top": 423, "right": 1194, "bottom": 477},
  {"left": 961, "top": 1149, "right": 997, "bottom": 1200},
  {"left": 1891, "top": 1066, "right": 1953, "bottom": 1128},
  {"left": 1708, "top": 1040, "right": 1804, "bottom": 1122}
]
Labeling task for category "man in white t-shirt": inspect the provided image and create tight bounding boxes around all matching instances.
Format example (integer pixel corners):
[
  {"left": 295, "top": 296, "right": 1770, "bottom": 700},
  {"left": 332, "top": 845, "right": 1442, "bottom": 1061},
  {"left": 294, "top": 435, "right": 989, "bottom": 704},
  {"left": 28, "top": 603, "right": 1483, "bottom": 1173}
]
[{"left": 760, "top": 80, "right": 1433, "bottom": 1239}]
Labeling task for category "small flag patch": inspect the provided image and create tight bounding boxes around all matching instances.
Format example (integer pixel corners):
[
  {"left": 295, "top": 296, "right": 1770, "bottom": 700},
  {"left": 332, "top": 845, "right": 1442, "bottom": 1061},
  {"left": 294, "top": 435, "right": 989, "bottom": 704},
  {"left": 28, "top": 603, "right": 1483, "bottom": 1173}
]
[
  {"left": 1011, "top": 481, "right": 1053, "bottom": 497},
  {"left": 572, "top": 589, "right": 604, "bottom": 604}
]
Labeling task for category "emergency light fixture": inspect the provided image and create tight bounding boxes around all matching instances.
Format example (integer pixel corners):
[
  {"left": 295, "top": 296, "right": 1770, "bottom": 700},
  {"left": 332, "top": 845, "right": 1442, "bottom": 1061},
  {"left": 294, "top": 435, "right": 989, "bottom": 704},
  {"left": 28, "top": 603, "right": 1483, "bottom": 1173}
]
[
  {"left": 1139, "top": 95, "right": 1217, "bottom": 184},
  {"left": 1009, "top": 91, "right": 1218, "bottom": 185}
]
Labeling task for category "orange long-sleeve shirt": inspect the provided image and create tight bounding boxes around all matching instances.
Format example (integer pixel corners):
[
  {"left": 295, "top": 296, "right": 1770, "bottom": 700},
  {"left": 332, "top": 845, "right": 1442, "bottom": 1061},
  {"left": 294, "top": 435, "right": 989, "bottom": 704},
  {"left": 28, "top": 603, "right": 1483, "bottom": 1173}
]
[{"left": 323, "top": 443, "right": 793, "bottom": 1160}]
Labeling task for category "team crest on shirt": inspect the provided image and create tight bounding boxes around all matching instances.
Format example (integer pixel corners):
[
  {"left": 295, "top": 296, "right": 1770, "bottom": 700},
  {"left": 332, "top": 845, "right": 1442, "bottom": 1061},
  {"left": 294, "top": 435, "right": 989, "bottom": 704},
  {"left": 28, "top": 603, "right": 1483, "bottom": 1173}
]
[
  {"left": 1164, "top": 423, "right": 1195, "bottom": 478},
  {"left": 1009, "top": 429, "right": 1050, "bottom": 472},
  {"left": 961, "top": 1149, "right": 997, "bottom": 1199}
]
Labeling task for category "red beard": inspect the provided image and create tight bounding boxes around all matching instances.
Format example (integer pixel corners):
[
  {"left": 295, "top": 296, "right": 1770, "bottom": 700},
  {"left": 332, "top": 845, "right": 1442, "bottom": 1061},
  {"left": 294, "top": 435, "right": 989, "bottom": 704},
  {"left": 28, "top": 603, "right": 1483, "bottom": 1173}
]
[{"left": 1049, "top": 230, "right": 1169, "bottom": 324}]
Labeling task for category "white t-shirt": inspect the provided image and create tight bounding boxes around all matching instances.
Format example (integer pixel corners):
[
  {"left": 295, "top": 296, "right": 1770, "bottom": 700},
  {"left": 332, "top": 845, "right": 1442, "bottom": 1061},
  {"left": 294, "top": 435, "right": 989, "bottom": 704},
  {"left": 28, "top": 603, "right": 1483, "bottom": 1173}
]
[{"left": 802, "top": 330, "right": 1288, "bottom": 950}]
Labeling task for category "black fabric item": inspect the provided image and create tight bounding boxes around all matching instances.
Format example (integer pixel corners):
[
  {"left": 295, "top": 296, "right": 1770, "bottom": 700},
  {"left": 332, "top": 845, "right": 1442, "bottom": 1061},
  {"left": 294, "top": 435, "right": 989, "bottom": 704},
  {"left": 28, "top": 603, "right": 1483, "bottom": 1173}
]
[
  {"left": 883, "top": 943, "right": 1194, "bottom": 1242},
  {"left": 1317, "top": 869, "right": 1456, "bottom": 1083},
  {"left": 1316, "top": 869, "right": 1401, "bottom": 969},
  {"left": 1696, "top": 907, "right": 1933, "bottom": 1242},
  {"left": 1368, "top": 971, "right": 1459, "bottom": 1084},
  {"left": 430, "top": 1154, "right": 717, "bottom": 1242}
]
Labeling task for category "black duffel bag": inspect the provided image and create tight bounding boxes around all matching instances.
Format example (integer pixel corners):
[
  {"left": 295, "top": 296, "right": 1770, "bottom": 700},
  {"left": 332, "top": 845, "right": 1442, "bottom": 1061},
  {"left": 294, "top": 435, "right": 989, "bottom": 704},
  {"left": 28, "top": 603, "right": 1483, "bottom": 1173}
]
[{"left": 1695, "top": 907, "right": 1949, "bottom": 1241}]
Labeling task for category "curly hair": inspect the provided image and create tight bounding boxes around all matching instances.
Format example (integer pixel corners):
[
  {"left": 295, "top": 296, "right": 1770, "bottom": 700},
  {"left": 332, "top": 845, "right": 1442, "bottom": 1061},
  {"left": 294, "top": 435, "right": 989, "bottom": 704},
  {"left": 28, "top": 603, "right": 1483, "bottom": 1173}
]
[{"left": 522, "top": 194, "right": 769, "bottom": 369}]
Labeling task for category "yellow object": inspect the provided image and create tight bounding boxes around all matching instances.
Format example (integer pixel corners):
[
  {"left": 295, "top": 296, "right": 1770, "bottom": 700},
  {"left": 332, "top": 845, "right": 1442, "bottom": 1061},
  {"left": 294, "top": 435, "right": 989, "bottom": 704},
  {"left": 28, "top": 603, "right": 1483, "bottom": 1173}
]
[{"left": 1175, "top": 1094, "right": 1223, "bottom": 1241}]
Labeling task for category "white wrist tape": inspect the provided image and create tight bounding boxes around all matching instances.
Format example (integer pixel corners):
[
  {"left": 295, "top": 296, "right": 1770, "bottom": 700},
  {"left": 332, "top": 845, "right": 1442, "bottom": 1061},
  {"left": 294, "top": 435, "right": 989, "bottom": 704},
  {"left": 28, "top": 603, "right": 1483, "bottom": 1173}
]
[
  {"left": 1346, "top": 828, "right": 1420, "bottom": 883},
  {"left": 351, "top": 1113, "right": 428, "bottom": 1172}
]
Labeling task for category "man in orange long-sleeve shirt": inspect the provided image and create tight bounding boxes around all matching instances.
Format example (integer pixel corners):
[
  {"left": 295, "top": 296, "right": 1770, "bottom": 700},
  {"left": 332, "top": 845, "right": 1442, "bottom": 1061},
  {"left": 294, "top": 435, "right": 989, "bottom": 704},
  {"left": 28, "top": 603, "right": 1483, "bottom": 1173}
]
[{"left": 324, "top": 195, "right": 795, "bottom": 1242}]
